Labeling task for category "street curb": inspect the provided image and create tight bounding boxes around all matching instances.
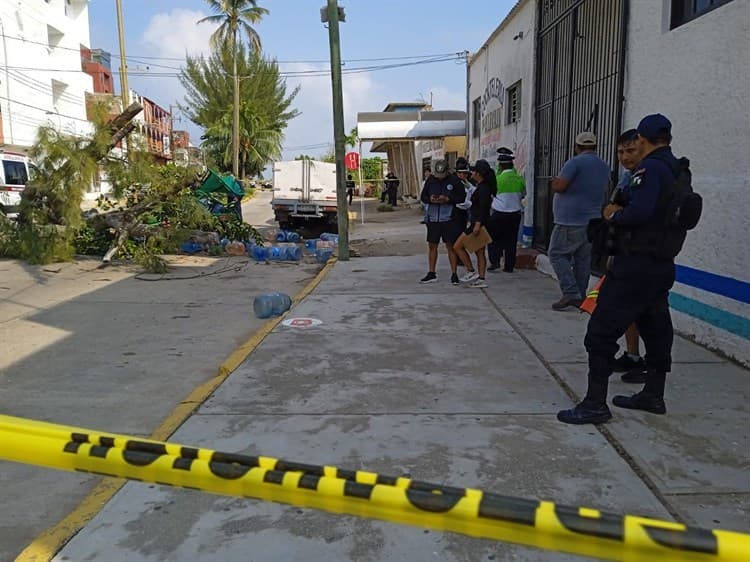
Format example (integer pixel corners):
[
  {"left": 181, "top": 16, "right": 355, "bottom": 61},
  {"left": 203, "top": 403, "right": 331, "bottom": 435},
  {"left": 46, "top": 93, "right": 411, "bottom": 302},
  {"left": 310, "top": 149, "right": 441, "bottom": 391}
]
[{"left": 15, "top": 259, "right": 337, "bottom": 562}]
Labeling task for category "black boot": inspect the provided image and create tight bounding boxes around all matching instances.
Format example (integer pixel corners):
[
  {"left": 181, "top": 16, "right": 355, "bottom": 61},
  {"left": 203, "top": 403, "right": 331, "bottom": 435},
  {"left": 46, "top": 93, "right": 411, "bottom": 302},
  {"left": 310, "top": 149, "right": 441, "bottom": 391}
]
[
  {"left": 613, "top": 371, "right": 666, "bottom": 414},
  {"left": 557, "top": 375, "right": 612, "bottom": 425}
]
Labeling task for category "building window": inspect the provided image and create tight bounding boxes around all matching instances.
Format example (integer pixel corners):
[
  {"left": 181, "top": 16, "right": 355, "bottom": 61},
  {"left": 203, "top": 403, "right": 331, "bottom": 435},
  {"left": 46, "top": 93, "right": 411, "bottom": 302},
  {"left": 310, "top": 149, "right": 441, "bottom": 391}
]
[
  {"left": 670, "top": 0, "right": 734, "bottom": 29},
  {"left": 506, "top": 81, "right": 521, "bottom": 124},
  {"left": 472, "top": 97, "right": 481, "bottom": 138},
  {"left": 47, "top": 25, "right": 64, "bottom": 50}
]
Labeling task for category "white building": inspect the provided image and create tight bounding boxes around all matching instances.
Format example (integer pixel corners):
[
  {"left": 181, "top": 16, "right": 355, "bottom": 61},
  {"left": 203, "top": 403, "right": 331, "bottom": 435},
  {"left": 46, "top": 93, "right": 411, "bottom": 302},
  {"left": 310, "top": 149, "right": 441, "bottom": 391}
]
[
  {"left": 470, "top": 0, "right": 749, "bottom": 365},
  {"left": 0, "top": 0, "right": 93, "bottom": 152},
  {"left": 467, "top": 0, "right": 535, "bottom": 246},
  {"left": 623, "top": 0, "right": 750, "bottom": 365}
]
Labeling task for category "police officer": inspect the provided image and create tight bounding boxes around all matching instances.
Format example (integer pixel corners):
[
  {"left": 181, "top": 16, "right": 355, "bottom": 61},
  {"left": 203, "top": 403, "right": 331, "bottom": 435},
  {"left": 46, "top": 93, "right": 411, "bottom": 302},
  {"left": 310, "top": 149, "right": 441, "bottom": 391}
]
[
  {"left": 384, "top": 171, "right": 400, "bottom": 206},
  {"left": 557, "top": 114, "right": 680, "bottom": 424},
  {"left": 346, "top": 174, "right": 355, "bottom": 205}
]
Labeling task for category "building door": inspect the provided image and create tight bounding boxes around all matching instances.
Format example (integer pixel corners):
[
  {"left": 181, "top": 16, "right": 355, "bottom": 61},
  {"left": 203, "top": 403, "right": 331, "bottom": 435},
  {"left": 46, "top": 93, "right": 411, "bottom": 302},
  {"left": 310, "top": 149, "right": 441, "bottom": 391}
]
[{"left": 533, "top": 0, "right": 628, "bottom": 250}]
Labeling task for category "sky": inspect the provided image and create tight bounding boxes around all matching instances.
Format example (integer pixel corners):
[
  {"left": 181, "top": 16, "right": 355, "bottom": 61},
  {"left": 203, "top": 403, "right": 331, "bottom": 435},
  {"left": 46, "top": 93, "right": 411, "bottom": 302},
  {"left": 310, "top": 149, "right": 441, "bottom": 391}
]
[{"left": 87, "top": 0, "right": 518, "bottom": 161}]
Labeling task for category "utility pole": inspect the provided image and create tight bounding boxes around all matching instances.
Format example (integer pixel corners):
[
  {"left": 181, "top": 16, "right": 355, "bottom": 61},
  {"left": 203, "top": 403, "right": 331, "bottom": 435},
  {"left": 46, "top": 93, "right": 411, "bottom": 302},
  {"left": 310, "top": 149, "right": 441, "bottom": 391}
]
[
  {"left": 115, "top": 0, "right": 130, "bottom": 153},
  {"left": 232, "top": 28, "right": 240, "bottom": 179},
  {"left": 323, "top": 0, "right": 349, "bottom": 260}
]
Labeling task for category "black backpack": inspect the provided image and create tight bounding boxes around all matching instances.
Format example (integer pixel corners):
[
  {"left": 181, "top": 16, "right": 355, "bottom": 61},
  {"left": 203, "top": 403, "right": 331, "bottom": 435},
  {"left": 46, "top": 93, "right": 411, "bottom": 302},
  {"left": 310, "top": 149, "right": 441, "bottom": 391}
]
[{"left": 661, "top": 157, "right": 702, "bottom": 231}]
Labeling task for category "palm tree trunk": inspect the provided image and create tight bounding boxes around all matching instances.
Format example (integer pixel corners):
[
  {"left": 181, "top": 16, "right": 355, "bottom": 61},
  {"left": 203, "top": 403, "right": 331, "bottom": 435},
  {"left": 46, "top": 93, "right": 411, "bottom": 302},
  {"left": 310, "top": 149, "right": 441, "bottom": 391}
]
[{"left": 232, "top": 26, "right": 240, "bottom": 178}]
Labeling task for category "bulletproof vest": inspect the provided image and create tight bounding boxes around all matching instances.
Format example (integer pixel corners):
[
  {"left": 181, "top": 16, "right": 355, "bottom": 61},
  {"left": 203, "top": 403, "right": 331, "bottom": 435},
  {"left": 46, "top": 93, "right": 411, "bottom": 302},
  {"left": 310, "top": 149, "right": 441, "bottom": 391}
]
[{"left": 589, "top": 154, "right": 702, "bottom": 260}]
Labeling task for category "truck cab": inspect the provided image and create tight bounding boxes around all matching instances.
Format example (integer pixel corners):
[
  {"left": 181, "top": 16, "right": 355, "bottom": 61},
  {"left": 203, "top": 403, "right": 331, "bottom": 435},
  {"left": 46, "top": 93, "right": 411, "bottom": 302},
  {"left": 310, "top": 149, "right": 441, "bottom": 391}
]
[
  {"left": 0, "top": 151, "right": 31, "bottom": 218},
  {"left": 271, "top": 159, "right": 338, "bottom": 233}
]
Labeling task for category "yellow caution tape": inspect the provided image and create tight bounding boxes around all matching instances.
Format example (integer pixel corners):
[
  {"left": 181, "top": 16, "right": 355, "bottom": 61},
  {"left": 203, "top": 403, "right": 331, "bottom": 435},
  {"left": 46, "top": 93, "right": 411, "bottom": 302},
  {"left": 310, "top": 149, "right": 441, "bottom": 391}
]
[{"left": 2, "top": 414, "right": 748, "bottom": 562}]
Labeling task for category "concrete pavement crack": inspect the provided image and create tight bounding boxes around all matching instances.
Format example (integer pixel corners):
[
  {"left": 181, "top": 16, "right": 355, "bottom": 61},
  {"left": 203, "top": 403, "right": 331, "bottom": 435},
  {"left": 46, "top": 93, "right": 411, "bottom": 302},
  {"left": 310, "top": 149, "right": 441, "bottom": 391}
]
[{"left": 481, "top": 290, "right": 686, "bottom": 523}]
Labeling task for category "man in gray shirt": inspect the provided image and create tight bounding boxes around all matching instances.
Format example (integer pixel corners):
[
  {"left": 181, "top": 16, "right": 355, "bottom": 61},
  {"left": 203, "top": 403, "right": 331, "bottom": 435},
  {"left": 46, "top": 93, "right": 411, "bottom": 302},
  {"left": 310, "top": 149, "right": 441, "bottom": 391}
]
[{"left": 549, "top": 132, "right": 610, "bottom": 310}]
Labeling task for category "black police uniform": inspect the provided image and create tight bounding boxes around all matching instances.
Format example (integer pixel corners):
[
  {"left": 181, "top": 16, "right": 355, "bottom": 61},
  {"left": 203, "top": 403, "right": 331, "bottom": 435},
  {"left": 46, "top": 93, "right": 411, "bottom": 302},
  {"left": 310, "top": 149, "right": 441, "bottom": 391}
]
[
  {"left": 559, "top": 146, "right": 679, "bottom": 423},
  {"left": 346, "top": 178, "right": 355, "bottom": 205}
]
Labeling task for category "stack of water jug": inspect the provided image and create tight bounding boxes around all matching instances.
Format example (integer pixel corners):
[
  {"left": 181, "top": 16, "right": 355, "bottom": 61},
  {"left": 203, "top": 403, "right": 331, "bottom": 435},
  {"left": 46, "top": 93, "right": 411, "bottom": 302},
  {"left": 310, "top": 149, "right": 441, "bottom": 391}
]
[{"left": 246, "top": 230, "right": 338, "bottom": 263}]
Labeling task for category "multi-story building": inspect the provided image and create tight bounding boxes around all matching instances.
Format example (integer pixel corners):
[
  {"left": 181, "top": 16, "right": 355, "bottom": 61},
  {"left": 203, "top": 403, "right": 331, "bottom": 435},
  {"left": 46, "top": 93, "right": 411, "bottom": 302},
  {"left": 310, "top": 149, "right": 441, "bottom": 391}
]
[
  {"left": 0, "top": 0, "right": 92, "bottom": 151},
  {"left": 81, "top": 47, "right": 113, "bottom": 94},
  {"left": 130, "top": 91, "right": 172, "bottom": 164}
]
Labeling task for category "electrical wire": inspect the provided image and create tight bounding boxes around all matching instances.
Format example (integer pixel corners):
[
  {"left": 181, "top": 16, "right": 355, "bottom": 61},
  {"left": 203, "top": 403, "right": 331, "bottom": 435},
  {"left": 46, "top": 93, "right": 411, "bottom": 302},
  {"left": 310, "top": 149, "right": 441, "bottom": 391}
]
[
  {"left": 0, "top": 32, "right": 463, "bottom": 66},
  {"left": 0, "top": 95, "right": 91, "bottom": 123}
]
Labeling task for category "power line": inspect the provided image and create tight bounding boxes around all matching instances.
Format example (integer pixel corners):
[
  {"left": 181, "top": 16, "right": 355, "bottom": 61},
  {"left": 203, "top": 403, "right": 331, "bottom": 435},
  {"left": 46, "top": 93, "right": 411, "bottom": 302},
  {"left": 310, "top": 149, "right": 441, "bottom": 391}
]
[
  {"left": 1, "top": 54, "right": 462, "bottom": 78},
  {"left": 0, "top": 32, "right": 462, "bottom": 66},
  {"left": 0, "top": 95, "right": 91, "bottom": 123}
]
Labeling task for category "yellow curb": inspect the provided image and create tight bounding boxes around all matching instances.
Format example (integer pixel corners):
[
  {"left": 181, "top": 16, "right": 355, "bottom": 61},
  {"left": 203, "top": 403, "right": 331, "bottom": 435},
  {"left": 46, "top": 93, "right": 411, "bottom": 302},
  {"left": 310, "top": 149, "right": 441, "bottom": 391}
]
[{"left": 15, "top": 259, "right": 337, "bottom": 562}]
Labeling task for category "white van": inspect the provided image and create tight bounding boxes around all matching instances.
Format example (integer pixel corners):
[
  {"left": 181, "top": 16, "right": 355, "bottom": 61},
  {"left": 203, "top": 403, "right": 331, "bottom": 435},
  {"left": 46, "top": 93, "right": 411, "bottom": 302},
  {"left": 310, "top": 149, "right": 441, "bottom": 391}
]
[{"left": 0, "top": 151, "right": 31, "bottom": 217}]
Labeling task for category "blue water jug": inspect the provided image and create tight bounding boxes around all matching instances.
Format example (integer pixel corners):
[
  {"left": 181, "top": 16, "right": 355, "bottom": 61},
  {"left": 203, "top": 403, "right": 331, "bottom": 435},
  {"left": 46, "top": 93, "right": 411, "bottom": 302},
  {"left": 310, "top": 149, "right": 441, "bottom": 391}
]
[
  {"left": 253, "top": 294, "right": 275, "bottom": 319},
  {"left": 275, "top": 231, "right": 288, "bottom": 242},
  {"left": 268, "top": 245, "right": 285, "bottom": 260},
  {"left": 270, "top": 292, "right": 292, "bottom": 315},
  {"left": 286, "top": 231, "right": 300, "bottom": 243},
  {"left": 315, "top": 248, "right": 334, "bottom": 263},
  {"left": 244, "top": 241, "right": 256, "bottom": 255},
  {"left": 320, "top": 232, "right": 335, "bottom": 241},
  {"left": 252, "top": 245, "right": 269, "bottom": 261},
  {"left": 181, "top": 242, "right": 203, "bottom": 254},
  {"left": 285, "top": 246, "right": 302, "bottom": 261},
  {"left": 220, "top": 238, "right": 230, "bottom": 248}
]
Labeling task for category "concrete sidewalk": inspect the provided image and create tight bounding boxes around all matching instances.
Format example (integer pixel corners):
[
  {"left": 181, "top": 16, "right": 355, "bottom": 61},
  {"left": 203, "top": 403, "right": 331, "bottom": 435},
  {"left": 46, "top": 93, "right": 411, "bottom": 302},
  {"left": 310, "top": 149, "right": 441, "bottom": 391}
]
[
  {"left": 53, "top": 255, "right": 750, "bottom": 561},
  {"left": 0, "top": 256, "right": 322, "bottom": 561}
]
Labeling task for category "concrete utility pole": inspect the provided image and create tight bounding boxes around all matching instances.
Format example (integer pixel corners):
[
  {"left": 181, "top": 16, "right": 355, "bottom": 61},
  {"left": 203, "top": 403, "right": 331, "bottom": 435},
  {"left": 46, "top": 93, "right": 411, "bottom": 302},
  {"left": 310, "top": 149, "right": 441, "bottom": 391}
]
[
  {"left": 323, "top": 0, "right": 349, "bottom": 260},
  {"left": 115, "top": 0, "right": 130, "bottom": 154},
  {"left": 232, "top": 28, "right": 240, "bottom": 179}
]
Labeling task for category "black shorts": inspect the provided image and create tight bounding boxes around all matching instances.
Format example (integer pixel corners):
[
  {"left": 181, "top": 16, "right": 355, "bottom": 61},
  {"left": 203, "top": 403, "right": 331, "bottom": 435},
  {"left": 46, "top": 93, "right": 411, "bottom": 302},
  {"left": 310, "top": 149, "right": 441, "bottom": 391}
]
[{"left": 426, "top": 221, "right": 460, "bottom": 244}]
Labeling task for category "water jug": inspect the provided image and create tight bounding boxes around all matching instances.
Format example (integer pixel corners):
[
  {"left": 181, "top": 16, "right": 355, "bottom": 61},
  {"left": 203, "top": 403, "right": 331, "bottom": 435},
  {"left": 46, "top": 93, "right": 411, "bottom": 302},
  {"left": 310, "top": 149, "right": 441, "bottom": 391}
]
[
  {"left": 220, "top": 238, "right": 230, "bottom": 248},
  {"left": 315, "top": 248, "right": 334, "bottom": 263},
  {"left": 320, "top": 232, "right": 335, "bottom": 241},
  {"left": 270, "top": 292, "right": 292, "bottom": 315},
  {"left": 285, "top": 246, "right": 302, "bottom": 261},
  {"left": 286, "top": 231, "right": 300, "bottom": 243},
  {"left": 252, "top": 245, "right": 269, "bottom": 261},
  {"left": 253, "top": 294, "right": 274, "bottom": 319},
  {"left": 181, "top": 242, "right": 203, "bottom": 254},
  {"left": 268, "top": 245, "right": 286, "bottom": 261},
  {"left": 275, "top": 230, "right": 288, "bottom": 242}
]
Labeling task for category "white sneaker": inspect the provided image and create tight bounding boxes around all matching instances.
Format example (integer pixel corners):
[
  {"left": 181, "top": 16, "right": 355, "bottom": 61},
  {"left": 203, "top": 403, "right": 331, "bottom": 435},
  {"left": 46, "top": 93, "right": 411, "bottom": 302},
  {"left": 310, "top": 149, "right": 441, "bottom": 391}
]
[
  {"left": 470, "top": 278, "right": 488, "bottom": 288},
  {"left": 460, "top": 270, "right": 479, "bottom": 283}
]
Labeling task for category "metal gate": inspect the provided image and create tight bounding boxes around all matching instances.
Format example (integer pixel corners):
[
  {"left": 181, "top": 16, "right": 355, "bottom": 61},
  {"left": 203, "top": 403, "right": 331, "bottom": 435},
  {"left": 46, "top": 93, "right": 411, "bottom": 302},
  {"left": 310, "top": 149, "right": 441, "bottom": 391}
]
[{"left": 533, "top": 0, "right": 628, "bottom": 249}]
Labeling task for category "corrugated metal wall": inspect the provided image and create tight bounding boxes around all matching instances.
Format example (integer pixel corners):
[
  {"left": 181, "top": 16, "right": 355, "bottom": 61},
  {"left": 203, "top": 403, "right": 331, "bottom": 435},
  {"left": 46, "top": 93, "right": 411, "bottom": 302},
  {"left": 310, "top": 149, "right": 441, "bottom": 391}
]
[{"left": 533, "top": 0, "right": 627, "bottom": 249}]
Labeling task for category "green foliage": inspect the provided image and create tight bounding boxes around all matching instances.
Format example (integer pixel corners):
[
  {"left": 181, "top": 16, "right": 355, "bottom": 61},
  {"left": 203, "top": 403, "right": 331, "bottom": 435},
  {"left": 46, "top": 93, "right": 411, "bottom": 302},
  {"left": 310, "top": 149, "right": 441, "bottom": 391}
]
[
  {"left": 377, "top": 203, "right": 395, "bottom": 212},
  {"left": 211, "top": 216, "right": 262, "bottom": 243},
  {"left": 73, "top": 223, "right": 112, "bottom": 256},
  {"left": 199, "top": 0, "right": 268, "bottom": 53},
  {"left": 180, "top": 44, "right": 298, "bottom": 178}
]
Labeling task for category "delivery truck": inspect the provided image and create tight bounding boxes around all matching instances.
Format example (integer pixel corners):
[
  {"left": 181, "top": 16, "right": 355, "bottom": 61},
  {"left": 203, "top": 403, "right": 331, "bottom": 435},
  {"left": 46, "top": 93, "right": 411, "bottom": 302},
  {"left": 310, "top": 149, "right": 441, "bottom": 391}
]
[{"left": 271, "top": 159, "right": 338, "bottom": 232}]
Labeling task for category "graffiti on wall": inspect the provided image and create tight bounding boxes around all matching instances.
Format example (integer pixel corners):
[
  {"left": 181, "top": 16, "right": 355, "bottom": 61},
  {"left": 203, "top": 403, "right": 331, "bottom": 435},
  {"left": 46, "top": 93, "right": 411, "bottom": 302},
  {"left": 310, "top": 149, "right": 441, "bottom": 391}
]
[{"left": 479, "top": 77, "right": 504, "bottom": 160}]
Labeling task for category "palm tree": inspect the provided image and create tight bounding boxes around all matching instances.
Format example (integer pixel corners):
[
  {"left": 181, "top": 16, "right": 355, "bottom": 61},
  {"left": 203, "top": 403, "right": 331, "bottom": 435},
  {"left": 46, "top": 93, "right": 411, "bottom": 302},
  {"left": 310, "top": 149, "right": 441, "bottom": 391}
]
[{"left": 199, "top": 0, "right": 268, "bottom": 179}]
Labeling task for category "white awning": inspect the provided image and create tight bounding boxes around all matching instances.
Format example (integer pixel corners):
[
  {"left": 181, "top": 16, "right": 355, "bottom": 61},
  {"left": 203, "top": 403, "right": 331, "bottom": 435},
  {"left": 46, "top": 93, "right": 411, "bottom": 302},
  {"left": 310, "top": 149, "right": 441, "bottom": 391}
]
[{"left": 357, "top": 110, "right": 466, "bottom": 141}]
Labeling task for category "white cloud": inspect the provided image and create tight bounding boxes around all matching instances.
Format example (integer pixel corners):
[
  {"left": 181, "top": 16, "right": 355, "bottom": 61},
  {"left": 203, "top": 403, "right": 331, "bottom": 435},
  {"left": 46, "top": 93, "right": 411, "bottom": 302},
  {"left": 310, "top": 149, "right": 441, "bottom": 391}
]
[
  {"left": 280, "top": 63, "right": 382, "bottom": 158},
  {"left": 140, "top": 9, "right": 212, "bottom": 60},
  {"left": 427, "top": 86, "right": 467, "bottom": 111}
]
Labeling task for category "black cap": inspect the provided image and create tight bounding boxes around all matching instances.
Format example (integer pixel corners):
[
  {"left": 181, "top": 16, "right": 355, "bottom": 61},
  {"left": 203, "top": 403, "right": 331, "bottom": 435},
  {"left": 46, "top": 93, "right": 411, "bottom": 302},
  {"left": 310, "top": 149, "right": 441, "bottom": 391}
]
[
  {"left": 496, "top": 146, "right": 515, "bottom": 163},
  {"left": 470, "top": 159, "right": 493, "bottom": 178},
  {"left": 455, "top": 157, "right": 470, "bottom": 172}
]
